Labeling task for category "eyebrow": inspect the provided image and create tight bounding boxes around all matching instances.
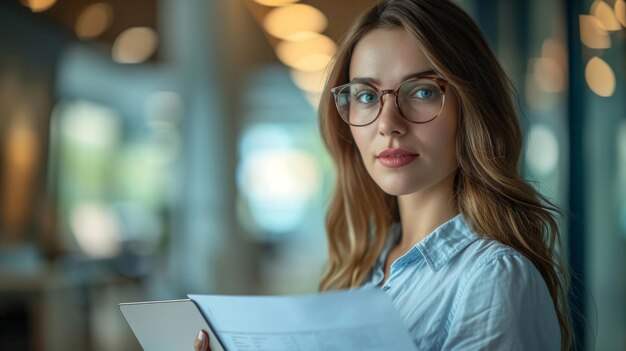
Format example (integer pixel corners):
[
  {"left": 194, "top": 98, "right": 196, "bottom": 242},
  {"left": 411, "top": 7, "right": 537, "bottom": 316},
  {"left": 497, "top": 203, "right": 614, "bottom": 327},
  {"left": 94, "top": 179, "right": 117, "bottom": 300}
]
[{"left": 350, "top": 69, "right": 438, "bottom": 85}]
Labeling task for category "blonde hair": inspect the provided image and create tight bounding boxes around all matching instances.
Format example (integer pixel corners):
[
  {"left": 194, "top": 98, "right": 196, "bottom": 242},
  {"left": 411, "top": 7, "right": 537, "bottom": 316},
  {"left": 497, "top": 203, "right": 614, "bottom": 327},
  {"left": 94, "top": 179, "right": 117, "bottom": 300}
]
[{"left": 317, "top": 0, "right": 572, "bottom": 349}]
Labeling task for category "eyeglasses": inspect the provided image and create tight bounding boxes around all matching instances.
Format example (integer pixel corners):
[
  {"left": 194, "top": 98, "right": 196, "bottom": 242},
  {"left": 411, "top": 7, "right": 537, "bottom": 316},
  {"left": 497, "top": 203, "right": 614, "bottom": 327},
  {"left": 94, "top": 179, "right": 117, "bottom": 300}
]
[{"left": 330, "top": 76, "right": 447, "bottom": 127}]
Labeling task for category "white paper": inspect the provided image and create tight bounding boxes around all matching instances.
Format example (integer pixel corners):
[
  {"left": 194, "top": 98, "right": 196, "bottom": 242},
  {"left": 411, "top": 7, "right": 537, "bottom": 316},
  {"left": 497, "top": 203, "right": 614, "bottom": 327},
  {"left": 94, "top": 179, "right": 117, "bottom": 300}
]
[{"left": 189, "top": 288, "right": 417, "bottom": 351}]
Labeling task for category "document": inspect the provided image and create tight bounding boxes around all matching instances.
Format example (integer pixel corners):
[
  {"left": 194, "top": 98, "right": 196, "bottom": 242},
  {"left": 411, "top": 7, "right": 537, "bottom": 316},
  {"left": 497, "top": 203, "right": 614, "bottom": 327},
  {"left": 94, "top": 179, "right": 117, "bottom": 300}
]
[{"left": 188, "top": 288, "right": 417, "bottom": 351}]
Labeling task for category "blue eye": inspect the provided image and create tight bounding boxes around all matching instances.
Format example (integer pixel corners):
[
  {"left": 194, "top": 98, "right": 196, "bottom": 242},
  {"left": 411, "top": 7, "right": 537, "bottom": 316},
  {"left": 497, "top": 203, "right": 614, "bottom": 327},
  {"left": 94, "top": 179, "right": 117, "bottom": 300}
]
[
  {"left": 355, "top": 91, "right": 378, "bottom": 104},
  {"left": 414, "top": 88, "right": 434, "bottom": 99}
]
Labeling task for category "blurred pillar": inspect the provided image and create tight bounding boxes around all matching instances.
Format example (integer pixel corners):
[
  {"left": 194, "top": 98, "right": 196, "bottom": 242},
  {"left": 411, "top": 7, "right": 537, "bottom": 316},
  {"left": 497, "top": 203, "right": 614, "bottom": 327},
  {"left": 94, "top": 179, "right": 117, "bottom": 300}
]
[
  {"left": 475, "top": 0, "right": 498, "bottom": 49},
  {"left": 574, "top": 0, "right": 626, "bottom": 349},
  {"left": 159, "top": 0, "right": 234, "bottom": 293},
  {"left": 565, "top": 0, "right": 586, "bottom": 349}
]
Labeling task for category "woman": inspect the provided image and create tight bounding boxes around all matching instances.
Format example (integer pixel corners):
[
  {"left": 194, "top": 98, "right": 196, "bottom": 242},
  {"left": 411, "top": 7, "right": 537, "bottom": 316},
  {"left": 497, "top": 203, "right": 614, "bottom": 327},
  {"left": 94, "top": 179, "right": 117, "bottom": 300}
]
[{"left": 196, "top": 0, "right": 572, "bottom": 349}]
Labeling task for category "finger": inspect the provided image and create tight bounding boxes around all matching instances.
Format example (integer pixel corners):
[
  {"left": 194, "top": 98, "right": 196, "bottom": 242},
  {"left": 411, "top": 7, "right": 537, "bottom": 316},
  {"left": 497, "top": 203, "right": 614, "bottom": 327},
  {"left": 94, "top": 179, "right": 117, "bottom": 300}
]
[{"left": 194, "top": 330, "right": 208, "bottom": 351}]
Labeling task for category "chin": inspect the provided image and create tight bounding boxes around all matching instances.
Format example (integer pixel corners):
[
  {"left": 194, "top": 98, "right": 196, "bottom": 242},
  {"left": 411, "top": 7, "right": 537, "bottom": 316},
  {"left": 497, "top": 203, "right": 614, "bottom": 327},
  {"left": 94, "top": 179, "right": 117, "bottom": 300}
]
[
  {"left": 375, "top": 180, "right": 421, "bottom": 196},
  {"left": 372, "top": 171, "right": 456, "bottom": 197}
]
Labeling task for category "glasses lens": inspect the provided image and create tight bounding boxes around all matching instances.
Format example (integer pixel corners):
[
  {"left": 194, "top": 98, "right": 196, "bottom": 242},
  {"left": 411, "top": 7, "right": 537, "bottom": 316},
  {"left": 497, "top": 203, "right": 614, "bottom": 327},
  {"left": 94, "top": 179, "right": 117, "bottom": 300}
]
[
  {"left": 335, "top": 83, "right": 380, "bottom": 126},
  {"left": 398, "top": 79, "right": 444, "bottom": 123}
]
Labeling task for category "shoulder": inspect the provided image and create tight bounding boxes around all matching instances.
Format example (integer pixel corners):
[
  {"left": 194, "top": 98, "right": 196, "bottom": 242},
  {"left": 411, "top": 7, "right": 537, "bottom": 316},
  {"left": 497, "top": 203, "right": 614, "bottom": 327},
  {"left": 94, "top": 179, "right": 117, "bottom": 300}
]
[
  {"left": 442, "top": 239, "right": 561, "bottom": 350},
  {"left": 455, "top": 238, "right": 548, "bottom": 306},
  {"left": 463, "top": 239, "right": 539, "bottom": 281}
]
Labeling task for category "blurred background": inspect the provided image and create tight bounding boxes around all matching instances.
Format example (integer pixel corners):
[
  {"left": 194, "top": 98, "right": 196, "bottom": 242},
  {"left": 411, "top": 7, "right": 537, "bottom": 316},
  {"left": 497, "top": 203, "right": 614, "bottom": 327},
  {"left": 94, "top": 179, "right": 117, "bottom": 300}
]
[{"left": 0, "top": 0, "right": 623, "bottom": 350}]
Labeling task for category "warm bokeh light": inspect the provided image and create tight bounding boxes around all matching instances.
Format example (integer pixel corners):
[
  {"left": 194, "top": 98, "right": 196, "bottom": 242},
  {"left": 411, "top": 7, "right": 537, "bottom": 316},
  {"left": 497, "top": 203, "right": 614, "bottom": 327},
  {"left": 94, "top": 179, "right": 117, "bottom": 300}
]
[
  {"left": 112, "top": 27, "right": 158, "bottom": 64},
  {"left": 579, "top": 15, "right": 611, "bottom": 49},
  {"left": 585, "top": 56, "right": 616, "bottom": 97},
  {"left": 253, "top": 0, "right": 299, "bottom": 6},
  {"left": 616, "top": 0, "right": 626, "bottom": 27},
  {"left": 1, "top": 118, "right": 39, "bottom": 235},
  {"left": 592, "top": 0, "right": 622, "bottom": 31},
  {"left": 541, "top": 39, "right": 568, "bottom": 68},
  {"left": 276, "top": 33, "right": 336, "bottom": 71},
  {"left": 532, "top": 57, "right": 564, "bottom": 93},
  {"left": 263, "top": 4, "right": 328, "bottom": 40},
  {"left": 289, "top": 69, "right": 326, "bottom": 93},
  {"left": 4, "top": 119, "right": 39, "bottom": 171},
  {"left": 294, "top": 54, "right": 333, "bottom": 71},
  {"left": 525, "top": 71, "right": 556, "bottom": 110},
  {"left": 75, "top": 3, "right": 114, "bottom": 40},
  {"left": 20, "top": 0, "right": 57, "bottom": 12}
]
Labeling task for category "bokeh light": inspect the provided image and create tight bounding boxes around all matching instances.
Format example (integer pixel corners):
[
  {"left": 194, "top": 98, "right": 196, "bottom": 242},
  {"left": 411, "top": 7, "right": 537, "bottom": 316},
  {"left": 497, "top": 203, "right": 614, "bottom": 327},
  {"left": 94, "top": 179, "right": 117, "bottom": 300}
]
[
  {"left": 591, "top": 0, "right": 622, "bottom": 31},
  {"left": 263, "top": 4, "right": 328, "bottom": 40},
  {"left": 541, "top": 39, "right": 568, "bottom": 70},
  {"left": 579, "top": 15, "right": 611, "bottom": 49},
  {"left": 254, "top": 0, "right": 299, "bottom": 6},
  {"left": 20, "top": 0, "right": 57, "bottom": 12},
  {"left": 112, "top": 27, "right": 159, "bottom": 64},
  {"left": 275, "top": 33, "right": 336, "bottom": 71},
  {"left": 237, "top": 124, "right": 322, "bottom": 238},
  {"left": 1, "top": 118, "right": 39, "bottom": 231},
  {"left": 585, "top": 56, "right": 616, "bottom": 97},
  {"left": 70, "top": 202, "right": 121, "bottom": 259},
  {"left": 532, "top": 57, "right": 564, "bottom": 93},
  {"left": 616, "top": 0, "right": 626, "bottom": 27},
  {"left": 289, "top": 69, "right": 326, "bottom": 93},
  {"left": 526, "top": 124, "right": 559, "bottom": 176},
  {"left": 75, "top": 3, "right": 114, "bottom": 40}
]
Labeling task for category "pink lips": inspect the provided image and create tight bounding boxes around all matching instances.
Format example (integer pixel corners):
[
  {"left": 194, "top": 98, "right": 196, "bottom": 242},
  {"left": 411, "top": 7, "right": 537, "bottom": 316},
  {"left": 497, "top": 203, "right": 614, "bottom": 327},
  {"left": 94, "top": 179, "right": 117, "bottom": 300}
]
[{"left": 377, "top": 148, "right": 419, "bottom": 168}]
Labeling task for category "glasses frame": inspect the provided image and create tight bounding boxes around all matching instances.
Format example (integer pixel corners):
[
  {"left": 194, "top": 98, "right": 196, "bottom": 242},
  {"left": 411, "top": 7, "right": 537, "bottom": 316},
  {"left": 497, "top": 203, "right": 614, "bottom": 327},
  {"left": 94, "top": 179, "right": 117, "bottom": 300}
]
[{"left": 330, "top": 76, "right": 447, "bottom": 127}]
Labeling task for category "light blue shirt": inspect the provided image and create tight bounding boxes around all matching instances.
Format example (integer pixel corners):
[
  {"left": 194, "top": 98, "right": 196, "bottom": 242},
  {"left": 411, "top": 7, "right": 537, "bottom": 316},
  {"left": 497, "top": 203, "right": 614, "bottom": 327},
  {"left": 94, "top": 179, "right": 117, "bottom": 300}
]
[{"left": 361, "top": 214, "right": 561, "bottom": 350}]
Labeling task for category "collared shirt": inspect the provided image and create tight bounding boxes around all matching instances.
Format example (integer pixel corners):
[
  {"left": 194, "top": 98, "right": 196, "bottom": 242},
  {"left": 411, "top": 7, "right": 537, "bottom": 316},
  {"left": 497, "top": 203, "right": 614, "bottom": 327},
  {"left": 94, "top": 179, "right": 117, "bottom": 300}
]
[{"left": 361, "top": 214, "right": 561, "bottom": 350}]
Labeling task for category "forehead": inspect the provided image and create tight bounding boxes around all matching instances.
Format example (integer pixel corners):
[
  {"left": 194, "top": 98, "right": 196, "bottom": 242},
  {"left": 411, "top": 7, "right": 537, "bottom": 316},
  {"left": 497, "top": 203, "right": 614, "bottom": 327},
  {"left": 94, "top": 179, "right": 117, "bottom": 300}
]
[{"left": 349, "top": 28, "right": 433, "bottom": 86}]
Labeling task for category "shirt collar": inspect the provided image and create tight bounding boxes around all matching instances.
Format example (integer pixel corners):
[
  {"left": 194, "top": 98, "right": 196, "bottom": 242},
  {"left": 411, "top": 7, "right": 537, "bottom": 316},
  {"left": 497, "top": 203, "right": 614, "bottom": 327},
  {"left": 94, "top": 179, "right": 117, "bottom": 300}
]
[{"left": 415, "top": 214, "right": 479, "bottom": 272}]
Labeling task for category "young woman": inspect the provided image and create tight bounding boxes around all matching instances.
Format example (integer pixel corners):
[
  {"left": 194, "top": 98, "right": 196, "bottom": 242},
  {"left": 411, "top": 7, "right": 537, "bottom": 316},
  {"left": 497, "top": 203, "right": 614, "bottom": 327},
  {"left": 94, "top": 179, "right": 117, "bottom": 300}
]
[{"left": 196, "top": 0, "right": 572, "bottom": 350}]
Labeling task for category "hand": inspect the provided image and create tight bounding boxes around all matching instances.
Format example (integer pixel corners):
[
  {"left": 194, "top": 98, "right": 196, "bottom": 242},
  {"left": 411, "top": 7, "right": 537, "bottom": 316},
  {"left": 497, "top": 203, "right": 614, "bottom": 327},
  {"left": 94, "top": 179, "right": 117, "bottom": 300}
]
[{"left": 194, "top": 330, "right": 211, "bottom": 351}]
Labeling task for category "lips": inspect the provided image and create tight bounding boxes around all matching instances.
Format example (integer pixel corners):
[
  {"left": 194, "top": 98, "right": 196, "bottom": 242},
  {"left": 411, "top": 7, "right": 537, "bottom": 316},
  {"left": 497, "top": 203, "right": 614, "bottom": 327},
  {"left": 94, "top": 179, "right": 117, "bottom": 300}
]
[{"left": 376, "top": 148, "right": 419, "bottom": 168}]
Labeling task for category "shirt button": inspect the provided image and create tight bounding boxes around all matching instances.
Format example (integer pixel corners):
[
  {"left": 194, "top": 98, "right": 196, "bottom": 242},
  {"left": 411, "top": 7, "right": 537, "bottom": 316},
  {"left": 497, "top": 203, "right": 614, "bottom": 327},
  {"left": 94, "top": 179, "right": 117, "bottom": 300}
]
[{"left": 382, "top": 285, "right": 390, "bottom": 291}]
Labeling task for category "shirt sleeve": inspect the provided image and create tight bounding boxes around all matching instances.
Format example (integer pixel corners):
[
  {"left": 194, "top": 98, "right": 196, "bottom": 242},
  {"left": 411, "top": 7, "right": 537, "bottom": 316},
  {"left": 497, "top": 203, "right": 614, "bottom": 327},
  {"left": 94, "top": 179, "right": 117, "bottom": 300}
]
[{"left": 441, "top": 253, "right": 561, "bottom": 351}]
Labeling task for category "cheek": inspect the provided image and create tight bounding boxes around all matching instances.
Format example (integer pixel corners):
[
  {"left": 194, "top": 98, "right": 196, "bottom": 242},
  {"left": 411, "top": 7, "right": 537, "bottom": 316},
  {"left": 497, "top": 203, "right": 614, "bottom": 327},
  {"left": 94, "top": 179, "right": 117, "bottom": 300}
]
[
  {"left": 437, "top": 95, "right": 459, "bottom": 155},
  {"left": 418, "top": 109, "right": 458, "bottom": 158},
  {"left": 349, "top": 128, "right": 378, "bottom": 174},
  {"left": 349, "top": 127, "right": 369, "bottom": 156}
]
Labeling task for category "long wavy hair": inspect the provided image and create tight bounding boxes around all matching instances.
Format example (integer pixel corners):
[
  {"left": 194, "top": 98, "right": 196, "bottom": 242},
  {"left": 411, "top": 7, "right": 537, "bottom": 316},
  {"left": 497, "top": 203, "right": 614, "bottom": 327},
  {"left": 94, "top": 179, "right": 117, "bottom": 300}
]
[{"left": 317, "top": 0, "right": 572, "bottom": 349}]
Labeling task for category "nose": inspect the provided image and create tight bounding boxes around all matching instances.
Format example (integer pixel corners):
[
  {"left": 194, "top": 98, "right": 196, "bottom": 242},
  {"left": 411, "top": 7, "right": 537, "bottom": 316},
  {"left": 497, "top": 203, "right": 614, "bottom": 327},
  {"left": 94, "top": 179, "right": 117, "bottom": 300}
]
[{"left": 377, "top": 93, "right": 407, "bottom": 136}]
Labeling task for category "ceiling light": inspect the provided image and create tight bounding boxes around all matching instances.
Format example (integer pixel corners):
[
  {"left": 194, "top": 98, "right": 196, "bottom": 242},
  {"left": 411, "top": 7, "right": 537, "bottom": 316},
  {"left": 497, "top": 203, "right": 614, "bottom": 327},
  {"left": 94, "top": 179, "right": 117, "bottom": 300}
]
[
  {"left": 20, "top": 0, "right": 56, "bottom": 12},
  {"left": 263, "top": 4, "right": 327, "bottom": 40},
  {"left": 276, "top": 33, "right": 336, "bottom": 71},
  {"left": 75, "top": 3, "right": 114, "bottom": 40},
  {"left": 289, "top": 69, "right": 326, "bottom": 93}
]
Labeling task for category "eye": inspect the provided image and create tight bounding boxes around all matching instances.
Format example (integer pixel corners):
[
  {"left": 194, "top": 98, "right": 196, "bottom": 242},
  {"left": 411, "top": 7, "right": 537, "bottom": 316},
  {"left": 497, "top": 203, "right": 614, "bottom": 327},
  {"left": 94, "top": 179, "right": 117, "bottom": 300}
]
[
  {"left": 406, "top": 83, "right": 441, "bottom": 101},
  {"left": 414, "top": 88, "right": 434, "bottom": 99},
  {"left": 400, "top": 79, "right": 443, "bottom": 102},
  {"left": 354, "top": 90, "right": 379, "bottom": 104}
]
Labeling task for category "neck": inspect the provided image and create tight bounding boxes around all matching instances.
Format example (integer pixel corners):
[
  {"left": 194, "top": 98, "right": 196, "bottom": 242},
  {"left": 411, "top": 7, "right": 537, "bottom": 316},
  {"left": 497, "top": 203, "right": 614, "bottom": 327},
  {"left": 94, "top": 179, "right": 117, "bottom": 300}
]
[{"left": 396, "top": 170, "right": 458, "bottom": 250}]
